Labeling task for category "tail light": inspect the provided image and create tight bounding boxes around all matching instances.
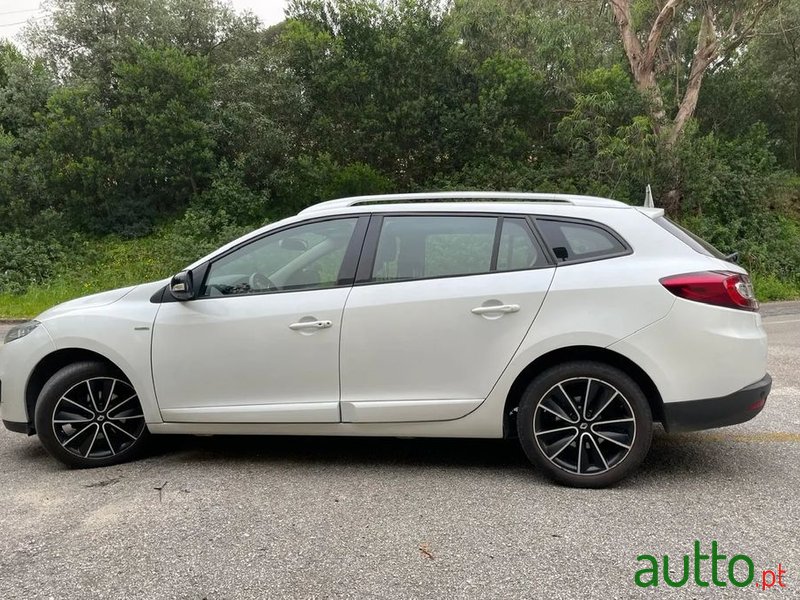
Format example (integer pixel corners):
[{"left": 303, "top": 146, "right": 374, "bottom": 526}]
[{"left": 660, "top": 271, "right": 759, "bottom": 312}]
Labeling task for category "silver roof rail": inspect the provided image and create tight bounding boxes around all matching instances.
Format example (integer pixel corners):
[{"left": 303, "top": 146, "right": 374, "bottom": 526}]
[{"left": 297, "top": 191, "right": 590, "bottom": 215}]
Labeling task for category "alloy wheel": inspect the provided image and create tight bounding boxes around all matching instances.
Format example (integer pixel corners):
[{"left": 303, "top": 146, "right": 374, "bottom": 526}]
[
  {"left": 533, "top": 377, "right": 636, "bottom": 475},
  {"left": 51, "top": 377, "right": 145, "bottom": 459}
]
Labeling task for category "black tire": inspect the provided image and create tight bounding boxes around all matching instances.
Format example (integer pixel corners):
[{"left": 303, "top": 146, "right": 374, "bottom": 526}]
[
  {"left": 34, "top": 361, "right": 150, "bottom": 468},
  {"left": 517, "top": 361, "right": 652, "bottom": 488}
]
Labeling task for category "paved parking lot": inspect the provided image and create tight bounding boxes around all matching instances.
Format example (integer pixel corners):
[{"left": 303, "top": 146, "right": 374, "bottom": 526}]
[{"left": 0, "top": 307, "right": 798, "bottom": 599}]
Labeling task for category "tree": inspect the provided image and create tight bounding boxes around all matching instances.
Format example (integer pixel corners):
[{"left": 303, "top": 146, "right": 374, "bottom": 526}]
[
  {"left": 282, "top": 0, "right": 465, "bottom": 185},
  {"left": 607, "top": 0, "right": 778, "bottom": 145},
  {"left": 39, "top": 45, "right": 216, "bottom": 234},
  {"left": 26, "top": 0, "right": 260, "bottom": 84}
]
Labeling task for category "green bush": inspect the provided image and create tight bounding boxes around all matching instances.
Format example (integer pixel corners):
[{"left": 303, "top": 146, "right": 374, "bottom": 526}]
[{"left": 0, "top": 233, "right": 65, "bottom": 294}]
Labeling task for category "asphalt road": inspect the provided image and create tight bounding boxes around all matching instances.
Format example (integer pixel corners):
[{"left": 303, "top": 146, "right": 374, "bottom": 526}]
[{"left": 0, "top": 307, "right": 798, "bottom": 599}]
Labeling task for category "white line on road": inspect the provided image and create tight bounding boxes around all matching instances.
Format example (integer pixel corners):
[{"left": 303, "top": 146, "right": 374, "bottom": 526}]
[{"left": 763, "top": 318, "right": 800, "bottom": 325}]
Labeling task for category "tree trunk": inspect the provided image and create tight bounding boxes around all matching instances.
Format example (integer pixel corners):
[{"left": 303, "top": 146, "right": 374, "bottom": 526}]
[{"left": 668, "top": 11, "right": 718, "bottom": 146}]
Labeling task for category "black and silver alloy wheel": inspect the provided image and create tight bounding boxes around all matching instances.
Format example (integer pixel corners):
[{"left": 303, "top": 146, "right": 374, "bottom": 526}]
[
  {"left": 517, "top": 361, "right": 652, "bottom": 488},
  {"left": 35, "top": 362, "right": 150, "bottom": 468},
  {"left": 533, "top": 377, "right": 635, "bottom": 476},
  {"left": 51, "top": 377, "right": 145, "bottom": 459}
]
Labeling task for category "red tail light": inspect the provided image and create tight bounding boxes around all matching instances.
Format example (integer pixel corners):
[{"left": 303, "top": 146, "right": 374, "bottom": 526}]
[{"left": 660, "top": 271, "right": 759, "bottom": 312}]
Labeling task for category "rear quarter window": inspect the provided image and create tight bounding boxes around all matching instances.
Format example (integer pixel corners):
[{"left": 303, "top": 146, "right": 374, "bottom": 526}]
[{"left": 536, "top": 219, "right": 628, "bottom": 262}]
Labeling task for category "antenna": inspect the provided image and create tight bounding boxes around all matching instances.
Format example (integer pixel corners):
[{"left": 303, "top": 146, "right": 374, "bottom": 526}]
[{"left": 644, "top": 184, "right": 654, "bottom": 208}]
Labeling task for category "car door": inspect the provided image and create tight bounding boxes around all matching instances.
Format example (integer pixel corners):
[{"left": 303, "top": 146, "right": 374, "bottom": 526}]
[
  {"left": 339, "top": 213, "right": 556, "bottom": 423},
  {"left": 152, "top": 216, "right": 367, "bottom": 423}
]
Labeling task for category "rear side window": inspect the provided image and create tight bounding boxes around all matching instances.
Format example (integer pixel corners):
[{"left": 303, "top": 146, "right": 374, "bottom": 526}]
[
  {"left": 653, "top": 216, "right": 726, "bottom": 259},
  {"left": 372, "top": 216, "right": 496, "bottom": 281},
  {"left": 497, "top": 218, "right": 545, "bottom": 271},
  {"left": 536, "top": 219, "right": 628, "bottom": 262},
  {"left": 369, "top": 215, "right": 548, "bottom": 282}
]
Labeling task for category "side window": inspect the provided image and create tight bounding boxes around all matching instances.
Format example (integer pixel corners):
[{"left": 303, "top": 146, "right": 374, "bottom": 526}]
[
  {"left": 372, "top": 216, "right": 496, "bottom": 281},
  {"left": 496, "top": 218, "right": 546, "bottom": 271},
  {"left": 536, "top": 219, "right": 627, "bottom": 262},
  {"left": 201, "top": 218, "right": 358, "bottom": 296}
]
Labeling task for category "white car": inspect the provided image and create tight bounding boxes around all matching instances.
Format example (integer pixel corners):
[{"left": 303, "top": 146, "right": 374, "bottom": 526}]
[{"left": 0, "top": 192, "right": 771, "bottom": 487}]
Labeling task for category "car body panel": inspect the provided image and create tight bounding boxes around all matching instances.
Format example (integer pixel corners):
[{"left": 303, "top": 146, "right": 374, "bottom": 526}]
[
  {"left": 0, "top": 282, "right": 165, "bottom": 426},
  {"left": 0, "top": 325, "right": 56, "bottom": 423},
  {"left": 152, "top": 287, "right": 351, "bottom": 423},
  {"left": 609, "top": 298, "right": 768, "bottom": 403},
  {"left": 339, "top": 268, "right": 555, "bottom": 422}
]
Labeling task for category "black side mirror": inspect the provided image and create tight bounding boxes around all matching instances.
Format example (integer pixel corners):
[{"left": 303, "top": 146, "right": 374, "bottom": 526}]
[{"left": 170, "top": 270, "right": 195, "bottom": 301}]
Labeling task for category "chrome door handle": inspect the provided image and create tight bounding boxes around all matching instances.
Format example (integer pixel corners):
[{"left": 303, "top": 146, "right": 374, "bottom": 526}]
[
  {"left": 288, "top": 320, "right": 333, "bottom": 331},
  {"left": 471, "top": 304, "right": 520, "bottom": 315}
]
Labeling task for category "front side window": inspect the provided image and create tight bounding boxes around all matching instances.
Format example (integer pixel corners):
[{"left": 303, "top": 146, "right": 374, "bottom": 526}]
[
  {"left": 536, "top": 219, "right": 627, "bottom": 262},
  {"left": 371, "top": 216, "right": 496, "bottom": 281},
  {"left": 202, "top": 218, "right": 358, "bottom": 296}
]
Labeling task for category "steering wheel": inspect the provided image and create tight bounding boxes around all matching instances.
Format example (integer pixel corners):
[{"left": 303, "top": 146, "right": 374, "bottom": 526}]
[{"left": 248, "top": 272, "right": 277, "bottom": 292}]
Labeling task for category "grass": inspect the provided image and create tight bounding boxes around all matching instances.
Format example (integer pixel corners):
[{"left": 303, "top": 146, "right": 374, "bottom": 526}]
[
  {"left": 750, "top": 271, "right": 800, "bottom": 302},
  {"left": 0, "top": 234, "right": 189, "bottom": 319}
]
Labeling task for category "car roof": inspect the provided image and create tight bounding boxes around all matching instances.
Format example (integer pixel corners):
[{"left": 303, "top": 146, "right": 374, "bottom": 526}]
[{"left": 297, "top": 191, "right": 630, "bottom": 216}]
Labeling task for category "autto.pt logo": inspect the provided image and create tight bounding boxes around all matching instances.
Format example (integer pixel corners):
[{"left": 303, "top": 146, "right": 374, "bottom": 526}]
[{"left": 635, "top": 540, "right": 788, "bottom": 590}]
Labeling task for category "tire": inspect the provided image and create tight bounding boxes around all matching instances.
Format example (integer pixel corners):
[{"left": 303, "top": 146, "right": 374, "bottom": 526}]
[
  {"left": 517, "top": 361, "right": 652, "bottom": 488},
  {"left": 34, "top": 361, "right": 150, "bottom": 468}
]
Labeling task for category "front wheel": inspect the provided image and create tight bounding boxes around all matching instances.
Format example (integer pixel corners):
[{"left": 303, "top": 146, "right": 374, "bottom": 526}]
[
  {"left": 517, "top": 361, "right": 653, "bottom": 488},
  {"left": 34, "top": 361, "right": 150, "bottom": 468}
]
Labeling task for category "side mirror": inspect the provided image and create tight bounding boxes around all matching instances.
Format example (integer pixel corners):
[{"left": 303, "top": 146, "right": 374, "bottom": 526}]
[{"left": 170, "top": 270, "right": 195, "bottom": 301}]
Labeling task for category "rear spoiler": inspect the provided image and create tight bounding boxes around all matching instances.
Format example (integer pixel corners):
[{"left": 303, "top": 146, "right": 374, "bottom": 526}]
[{"left": 635, "top": 207, "right": 665, "bottom": 218}]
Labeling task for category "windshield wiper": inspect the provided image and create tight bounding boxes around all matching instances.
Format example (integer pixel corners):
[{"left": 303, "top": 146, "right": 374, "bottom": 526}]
[{"left": 724, "top": 251, "right": 739, "bottom": 263}]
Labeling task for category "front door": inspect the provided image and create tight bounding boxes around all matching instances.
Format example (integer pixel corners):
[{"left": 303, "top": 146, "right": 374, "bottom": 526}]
[{"left": 152, "top": 216, "right": 366, "bottom": 423}]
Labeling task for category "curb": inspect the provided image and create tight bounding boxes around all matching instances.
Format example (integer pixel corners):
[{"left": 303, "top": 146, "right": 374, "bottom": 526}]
[{"left": 760, "top": 301, "right": 800, "bottom": 318}]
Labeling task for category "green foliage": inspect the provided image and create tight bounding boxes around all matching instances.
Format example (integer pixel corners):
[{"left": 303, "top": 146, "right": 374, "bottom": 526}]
[
  {"left": 271, "top": 154, "right": 394, "bottom": 214},
  {"left": 194, "top": 161, "right": 271, "bottom": 225},
  {"left": 696, "top": 2, "right": 800, "bottom": 172},
  {"left": 0, "top": 0, "right": 798, "bottom": 314},
  {"left": 38, "top": 44, "right": 215, "bottom": 235},
  {"left": 751, "top": 271, "right": 800, "bottom": 302},
  {"left": 322, "top": 162, "right": 394, "bottom": 199},
  {"left": 0, "top": 207, "right": 254, "bottom": 317},
  {"left": 0, "top": 233, "right": 65, "bottom": 295}
]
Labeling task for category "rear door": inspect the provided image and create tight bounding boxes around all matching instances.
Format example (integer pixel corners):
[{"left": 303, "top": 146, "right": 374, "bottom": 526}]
[{"left": 339, "top": 213, "right": 555, "bottom": 423}]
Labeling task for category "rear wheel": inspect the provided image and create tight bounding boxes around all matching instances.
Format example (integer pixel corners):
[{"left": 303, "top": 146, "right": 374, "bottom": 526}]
[
  {"left": 517, "top": 361, "right": 652, "bottom": 488},
  {"left": 34, "top": 361, "right": 149, "bottom": 468}
]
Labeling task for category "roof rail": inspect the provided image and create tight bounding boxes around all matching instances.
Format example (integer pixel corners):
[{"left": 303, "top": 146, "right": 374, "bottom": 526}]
[{"left": 298, "top": 191, "right": 581, "bottom": 215}]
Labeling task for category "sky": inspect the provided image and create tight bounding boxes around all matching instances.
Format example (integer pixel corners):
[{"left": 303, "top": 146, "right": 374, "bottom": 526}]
[{"left": 0, "top": 0, "right": 289, "bottom": 43}]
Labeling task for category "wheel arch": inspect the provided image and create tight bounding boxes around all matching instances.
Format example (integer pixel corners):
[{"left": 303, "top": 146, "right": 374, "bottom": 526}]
[
  {"left": 25, "top": 348, "right": 130, "bottom": 432},
  {"left": 503, "top": 345, "right": 664, "bottom": 438}
]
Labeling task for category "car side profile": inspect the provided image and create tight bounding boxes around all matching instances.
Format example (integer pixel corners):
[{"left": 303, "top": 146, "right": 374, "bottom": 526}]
[{"left": 0, "top": 192, "right": 771, "bottom": 487}]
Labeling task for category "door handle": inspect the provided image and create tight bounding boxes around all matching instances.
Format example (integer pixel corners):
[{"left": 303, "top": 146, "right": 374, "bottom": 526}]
[
  {"left": 288, "top": 320, "right": 333, "bottom": 331},
  {"left": 471, "top": 304, "right": 520, "bottom": 315}
]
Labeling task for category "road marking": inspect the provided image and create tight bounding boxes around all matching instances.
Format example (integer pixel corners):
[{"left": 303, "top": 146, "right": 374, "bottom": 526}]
[
  {"left": 763, "top": 318, "right": 800, "bottom": 325},
  {"left": 662, "top": 432, "right": 800, "bottom": 444}
]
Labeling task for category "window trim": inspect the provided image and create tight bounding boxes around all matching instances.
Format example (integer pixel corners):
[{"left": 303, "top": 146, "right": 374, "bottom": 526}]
[
  {"left": 529, "top": 215, "right": 632, "bottom": 265},
  {"left": 354, "top": 211, "right": 553, "bottom": 287}
]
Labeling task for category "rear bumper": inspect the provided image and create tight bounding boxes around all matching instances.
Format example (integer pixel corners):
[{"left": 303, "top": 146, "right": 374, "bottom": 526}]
[{"left": 662, "top": 373, "right": 771, "bottom": 433}]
